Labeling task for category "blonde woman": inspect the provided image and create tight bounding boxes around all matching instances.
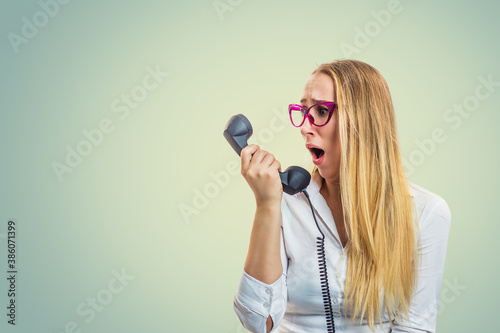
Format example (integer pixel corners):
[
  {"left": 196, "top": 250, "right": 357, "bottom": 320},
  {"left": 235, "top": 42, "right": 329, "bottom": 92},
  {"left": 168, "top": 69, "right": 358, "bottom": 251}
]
[{"left": 233, "top": 59, "right": 451, "bottom": 333}]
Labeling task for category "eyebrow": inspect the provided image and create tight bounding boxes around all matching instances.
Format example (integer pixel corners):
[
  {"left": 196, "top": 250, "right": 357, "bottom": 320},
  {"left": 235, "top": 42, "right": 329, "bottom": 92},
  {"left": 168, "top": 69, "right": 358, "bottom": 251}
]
[{"left": 299, "top": 98, "right": 330, "bottom": 104}]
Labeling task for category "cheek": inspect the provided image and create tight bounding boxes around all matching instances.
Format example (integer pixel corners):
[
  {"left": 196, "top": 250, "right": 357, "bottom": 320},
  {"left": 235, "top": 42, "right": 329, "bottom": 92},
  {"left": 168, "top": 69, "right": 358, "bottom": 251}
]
[
  {"left": 323, "top": 117, "right": 340, "bottom": 146},
  {"left": 323, "top": 119, "right": 341, "bottom": 161}
]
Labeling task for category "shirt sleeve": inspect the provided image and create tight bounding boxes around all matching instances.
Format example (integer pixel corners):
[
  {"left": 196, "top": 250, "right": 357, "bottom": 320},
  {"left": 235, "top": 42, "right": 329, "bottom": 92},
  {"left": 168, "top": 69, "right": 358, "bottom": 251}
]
[
  {"left": 391, "top": 197, "right": 451, "bottom": 333},
  {"left": 233, "top": 226, "right": 289, "bottom": 333}
]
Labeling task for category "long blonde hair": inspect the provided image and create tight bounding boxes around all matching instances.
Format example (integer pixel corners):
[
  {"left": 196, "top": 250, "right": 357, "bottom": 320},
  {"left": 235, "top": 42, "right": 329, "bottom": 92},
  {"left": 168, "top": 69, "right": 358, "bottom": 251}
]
[{"left": 311, "top": 60, "right": 420, "bottom": 331}]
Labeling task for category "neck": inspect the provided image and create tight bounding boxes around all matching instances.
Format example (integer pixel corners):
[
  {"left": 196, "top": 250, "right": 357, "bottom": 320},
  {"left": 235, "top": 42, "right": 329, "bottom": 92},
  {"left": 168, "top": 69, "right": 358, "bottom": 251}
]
[{"left": 320, "top": 177, "right": 342, "bottom": 204}]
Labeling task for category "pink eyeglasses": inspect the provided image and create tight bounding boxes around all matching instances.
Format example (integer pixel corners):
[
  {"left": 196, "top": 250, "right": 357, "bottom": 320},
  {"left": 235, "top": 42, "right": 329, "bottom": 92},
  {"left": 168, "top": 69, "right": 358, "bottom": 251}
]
[{"left": 288, "top": 101, "right": 336, "bottom": 127}]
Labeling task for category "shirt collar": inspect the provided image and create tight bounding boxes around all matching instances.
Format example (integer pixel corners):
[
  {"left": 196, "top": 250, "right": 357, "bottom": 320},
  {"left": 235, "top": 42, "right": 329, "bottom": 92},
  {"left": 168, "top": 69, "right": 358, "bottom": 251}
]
[{"left": 306, "top": 171, "right": 323, "bottom": 202}]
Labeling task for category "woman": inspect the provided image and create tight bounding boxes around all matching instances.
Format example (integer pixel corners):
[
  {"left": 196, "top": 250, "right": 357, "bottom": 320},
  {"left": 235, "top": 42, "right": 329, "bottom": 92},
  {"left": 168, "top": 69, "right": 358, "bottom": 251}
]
[{"left": 233, "top": 59, "right": 451, "bottom": 333}]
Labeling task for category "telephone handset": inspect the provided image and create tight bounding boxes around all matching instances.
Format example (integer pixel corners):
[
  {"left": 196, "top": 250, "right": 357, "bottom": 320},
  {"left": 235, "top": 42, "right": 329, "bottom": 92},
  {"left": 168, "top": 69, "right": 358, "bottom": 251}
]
[{"left": 223, "top": 114, "right": 311, "bottom": 195}]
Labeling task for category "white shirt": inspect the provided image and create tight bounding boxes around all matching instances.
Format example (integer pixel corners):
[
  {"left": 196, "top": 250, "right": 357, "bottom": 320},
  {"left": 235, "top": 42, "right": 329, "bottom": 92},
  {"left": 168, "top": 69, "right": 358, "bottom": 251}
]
[{"left": 233, "top": 172, "right": 451, "bottom": 333}]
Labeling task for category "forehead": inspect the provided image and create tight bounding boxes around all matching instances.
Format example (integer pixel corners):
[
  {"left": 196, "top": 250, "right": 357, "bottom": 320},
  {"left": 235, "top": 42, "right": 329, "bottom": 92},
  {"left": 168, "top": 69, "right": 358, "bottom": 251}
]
[{"left": 301, "top": 72, "right": 334, "bottom": 103}]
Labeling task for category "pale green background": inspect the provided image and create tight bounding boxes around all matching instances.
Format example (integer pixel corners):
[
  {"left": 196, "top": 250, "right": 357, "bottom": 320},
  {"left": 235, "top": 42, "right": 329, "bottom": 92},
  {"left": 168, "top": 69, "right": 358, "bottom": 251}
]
[{"left": 0, "top": 0, "right": 499, "bottom": 332}]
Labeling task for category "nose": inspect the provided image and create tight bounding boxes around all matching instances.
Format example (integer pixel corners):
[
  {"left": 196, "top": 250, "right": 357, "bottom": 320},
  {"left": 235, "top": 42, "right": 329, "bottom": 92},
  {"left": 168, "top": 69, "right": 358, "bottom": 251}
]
[{"left": 300, "top": 115, "right": 316, "bottom": 137}]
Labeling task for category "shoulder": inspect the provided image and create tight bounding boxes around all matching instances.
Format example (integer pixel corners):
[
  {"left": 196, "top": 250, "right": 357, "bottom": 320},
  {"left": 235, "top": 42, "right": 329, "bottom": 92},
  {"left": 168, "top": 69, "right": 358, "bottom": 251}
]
[
  {"left": 407, "top": 180, "right": 451, "bottom": 235},
  {"left": 407, "top": 180, "right": 451, "bottom": 221}
]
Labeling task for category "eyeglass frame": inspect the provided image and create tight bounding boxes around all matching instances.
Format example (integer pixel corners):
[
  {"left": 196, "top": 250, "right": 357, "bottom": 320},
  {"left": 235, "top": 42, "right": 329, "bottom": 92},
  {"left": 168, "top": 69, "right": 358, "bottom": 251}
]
[{"left": 288, "top": 101, "right": 337, "bottom": 127}]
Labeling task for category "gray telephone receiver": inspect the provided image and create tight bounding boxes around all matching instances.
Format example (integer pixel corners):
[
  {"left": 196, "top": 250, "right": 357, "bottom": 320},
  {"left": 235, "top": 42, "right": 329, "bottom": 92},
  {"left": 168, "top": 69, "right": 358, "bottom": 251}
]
[{"left": 223, "top": 114, "right": 310, "bottom": 195}]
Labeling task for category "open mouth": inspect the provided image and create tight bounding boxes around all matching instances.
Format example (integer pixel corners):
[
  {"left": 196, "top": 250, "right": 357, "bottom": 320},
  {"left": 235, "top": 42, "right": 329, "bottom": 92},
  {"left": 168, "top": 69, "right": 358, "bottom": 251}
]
[{"left": 308, "top": 147, "right": 325, "bottom": 160}]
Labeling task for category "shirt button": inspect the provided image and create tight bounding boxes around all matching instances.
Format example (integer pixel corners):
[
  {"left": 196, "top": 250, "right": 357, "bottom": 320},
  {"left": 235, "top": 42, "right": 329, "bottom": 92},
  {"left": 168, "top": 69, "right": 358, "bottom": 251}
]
[
  {"left": 333, "top": 312, "right": 341, "bottom": 317},
  {"left": 332, "top": 297, "right": 338, "bottom": 304},
  {"left": 265, "top": 288, "right": 271, "bottom": 294},
  {"left": 338, "top": 250, "right": 343, "bottom": 255},
  {"left": 263, "top": 302, "right": 270, "bottom": 309}
]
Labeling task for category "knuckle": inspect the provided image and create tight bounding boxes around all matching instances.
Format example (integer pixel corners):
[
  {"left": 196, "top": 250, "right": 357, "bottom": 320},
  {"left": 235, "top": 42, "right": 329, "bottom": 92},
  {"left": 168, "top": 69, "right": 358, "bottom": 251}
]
[
  {"left": 259, "top": 169, "right": 272, "bottom": 178},
  {"left": 258, "top": 170, "right": 270, "bottom": 178}
]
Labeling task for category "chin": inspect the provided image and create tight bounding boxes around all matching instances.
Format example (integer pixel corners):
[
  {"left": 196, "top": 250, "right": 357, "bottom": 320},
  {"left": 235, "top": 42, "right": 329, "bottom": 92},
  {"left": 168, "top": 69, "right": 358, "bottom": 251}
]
[
  {"left": 317, "top": 165, "right": 339, "bottom": 183},
  {"left": 316, "top": 166, "right": 327, "bottom": 179}
]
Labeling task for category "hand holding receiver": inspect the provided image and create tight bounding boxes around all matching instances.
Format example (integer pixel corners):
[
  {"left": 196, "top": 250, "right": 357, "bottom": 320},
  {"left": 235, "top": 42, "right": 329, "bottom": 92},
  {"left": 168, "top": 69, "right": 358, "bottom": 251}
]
[
  {"left": 223, "top": 114, "right": 310, "bottom": 195},
  {"left": 240, "top": 144, "right": 283, "bottom": 205}
]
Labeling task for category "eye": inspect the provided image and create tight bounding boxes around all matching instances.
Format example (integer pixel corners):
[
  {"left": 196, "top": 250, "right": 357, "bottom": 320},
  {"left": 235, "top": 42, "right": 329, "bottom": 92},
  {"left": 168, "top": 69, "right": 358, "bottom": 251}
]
[{"left": 318, "top": 107, "right": 329, "bottom": 116}]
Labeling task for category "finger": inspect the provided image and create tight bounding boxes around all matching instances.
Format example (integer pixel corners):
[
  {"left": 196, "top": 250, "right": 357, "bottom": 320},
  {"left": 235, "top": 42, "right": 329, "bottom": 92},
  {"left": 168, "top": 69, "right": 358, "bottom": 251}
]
[
  {"left": 241, "top": 145, "right": 260, "bottom": 169},
  {"left": 248, "top": 149, "right": 268, "bottom": 168},
  {"left": 271, "top": 159, "right": 282, "bottom": 173},
  {"left": 261, "top": 153, "right": 276, "bottom": 168}
]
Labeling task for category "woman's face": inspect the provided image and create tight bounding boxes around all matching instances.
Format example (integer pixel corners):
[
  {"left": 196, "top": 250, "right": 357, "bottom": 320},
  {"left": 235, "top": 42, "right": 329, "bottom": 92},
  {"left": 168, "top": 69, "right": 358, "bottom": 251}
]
[{"left": 300, "top": 72, "right": 341, "bottom": 182}]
